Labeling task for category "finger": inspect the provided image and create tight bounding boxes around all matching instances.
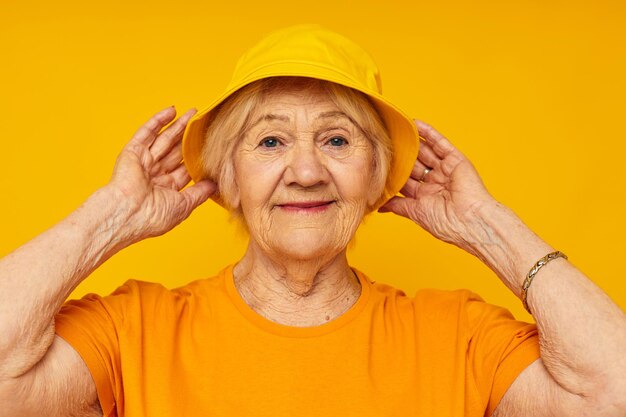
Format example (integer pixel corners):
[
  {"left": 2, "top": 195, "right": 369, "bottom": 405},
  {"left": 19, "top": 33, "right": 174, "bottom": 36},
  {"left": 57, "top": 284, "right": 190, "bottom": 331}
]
[
  {"left": 417, "top": 139, "right": 442, "bottom": 172},
  {"left": 150, "top": 142, "right": 183, "bottom": 177},
  {"left": 412, "top": 146, "right": 447, "bottom": 184},
  {"left": 377, "top": 196, "right": 413, "bottom": 219},
  {"left": 410, "top": 161, "right": 442, "bottom": 185},
  {"left": 129, "top": 106, "right": 177, "bottom": 148},
  {"left": 414, "top": 120, "right": 456, "bottom": 159},
  {"left": 399, "top": 176, "right": 423, "bottom": 199},
  {"left": 409, "top": 158, "right": 431, "bottom": 182},
  {"left": 167, "top": 163, "right": 192, "bottom": 190},
  {"left": 151, "top": 163, "right": 189, "bottom": 190},
  {"left": 181, "top": 180, "right": 217, "bottom": 212},
  {"left": 150, "top": 108, "right": 197, "bottom": 162}
]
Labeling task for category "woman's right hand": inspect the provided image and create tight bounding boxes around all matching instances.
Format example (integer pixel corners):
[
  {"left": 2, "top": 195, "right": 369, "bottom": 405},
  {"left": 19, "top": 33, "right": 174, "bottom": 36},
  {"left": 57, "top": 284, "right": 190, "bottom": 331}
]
[
  {"left": 107, "top": 106, "right": 216, "bottom": 244},
  {"left": 0, "top": 106, "right": 216, "bottom": 417}
]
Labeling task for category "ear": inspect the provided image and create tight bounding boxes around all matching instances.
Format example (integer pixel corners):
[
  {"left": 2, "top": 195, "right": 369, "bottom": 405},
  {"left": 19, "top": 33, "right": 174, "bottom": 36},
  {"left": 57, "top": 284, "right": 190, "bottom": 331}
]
[
  {"left": 219, "top": 161, "right": 241, "bottom": 211},
  {"left": 366, "top": 171, "right": 386, "bottom": 208},
  {"left": 230, "top": 179, "right": 241, "bottom": 210}
]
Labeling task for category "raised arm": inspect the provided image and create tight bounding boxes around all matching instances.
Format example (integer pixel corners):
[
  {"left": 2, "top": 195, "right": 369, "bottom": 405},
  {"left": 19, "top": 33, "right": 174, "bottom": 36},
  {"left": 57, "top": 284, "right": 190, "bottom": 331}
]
[
  {"left": 379, "top": 120, "right": 626, "bottom": 416},
  {"left": 0, "top": 107, "right": 215, "bottom": 416}
]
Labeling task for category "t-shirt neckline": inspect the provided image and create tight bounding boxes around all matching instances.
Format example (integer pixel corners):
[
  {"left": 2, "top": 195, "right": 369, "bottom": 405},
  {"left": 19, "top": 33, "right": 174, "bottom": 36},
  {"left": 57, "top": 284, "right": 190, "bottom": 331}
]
[{"left": 222, "top": 263, "right": 371, "bottom": 338}]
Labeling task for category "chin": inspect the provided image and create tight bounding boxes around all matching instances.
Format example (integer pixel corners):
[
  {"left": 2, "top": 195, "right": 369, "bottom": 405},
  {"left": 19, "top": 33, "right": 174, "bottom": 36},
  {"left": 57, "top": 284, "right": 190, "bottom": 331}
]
[{"left": 271, "top": 229, "right": 346, "bottom": 261}]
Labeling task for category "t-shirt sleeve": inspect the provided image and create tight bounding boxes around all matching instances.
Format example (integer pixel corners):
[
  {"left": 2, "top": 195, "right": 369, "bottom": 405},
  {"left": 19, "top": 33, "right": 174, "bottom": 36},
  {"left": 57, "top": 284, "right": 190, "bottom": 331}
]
[
  {"left": 463, "top": 291, "right": 540, "bottom": 417},
  {"left": 54, "top": 282, "right": 142, "bottom": 417}
]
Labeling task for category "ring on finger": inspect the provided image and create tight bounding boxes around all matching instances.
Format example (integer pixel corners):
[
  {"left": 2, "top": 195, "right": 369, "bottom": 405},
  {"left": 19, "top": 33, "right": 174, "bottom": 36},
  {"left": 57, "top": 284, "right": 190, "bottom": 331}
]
[{"left": 418, "top": 167, "right": 432, "bottom": 182}]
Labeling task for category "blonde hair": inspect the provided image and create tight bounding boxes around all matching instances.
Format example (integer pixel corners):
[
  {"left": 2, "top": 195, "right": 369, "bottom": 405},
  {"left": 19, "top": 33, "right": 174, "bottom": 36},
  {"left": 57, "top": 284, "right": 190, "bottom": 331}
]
[{"left": 201, "top": 77, "right": 392, "bottom": 221}]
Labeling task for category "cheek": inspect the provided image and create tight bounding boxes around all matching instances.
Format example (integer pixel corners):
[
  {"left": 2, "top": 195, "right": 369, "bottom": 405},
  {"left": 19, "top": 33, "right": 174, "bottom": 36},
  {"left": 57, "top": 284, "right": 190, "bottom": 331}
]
[
  {"left": 234, "top": 153, "right": 282, "bottom": 209},
  {"left": 331, "top": 153, "right": 375, "bottom": 204}
]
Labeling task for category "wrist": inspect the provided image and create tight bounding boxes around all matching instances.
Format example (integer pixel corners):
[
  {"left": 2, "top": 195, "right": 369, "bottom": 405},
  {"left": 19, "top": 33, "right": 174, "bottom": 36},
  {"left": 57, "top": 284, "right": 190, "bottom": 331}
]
[
  {"left": 461, "top": 200, "right": 555, "bottom": 295},
  {"left": 67, "top": 186, "right": 138, "bottom": 255}
]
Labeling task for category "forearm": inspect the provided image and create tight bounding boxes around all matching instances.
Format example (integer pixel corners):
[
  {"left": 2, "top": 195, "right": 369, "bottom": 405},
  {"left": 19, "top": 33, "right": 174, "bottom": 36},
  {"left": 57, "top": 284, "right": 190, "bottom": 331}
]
[
  {"left": 0, "top": 185, "right": 134, "bottom": 378},
  {"left": 462, "top": 200, "right": 626, "bottom": 400}
]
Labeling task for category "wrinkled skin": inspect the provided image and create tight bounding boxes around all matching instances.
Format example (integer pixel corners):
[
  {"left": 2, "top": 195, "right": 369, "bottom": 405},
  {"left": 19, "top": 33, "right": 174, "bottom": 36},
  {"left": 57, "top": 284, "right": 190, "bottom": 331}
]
[{"left": 232, "top": 88, "right": 379, "bottom": 263}]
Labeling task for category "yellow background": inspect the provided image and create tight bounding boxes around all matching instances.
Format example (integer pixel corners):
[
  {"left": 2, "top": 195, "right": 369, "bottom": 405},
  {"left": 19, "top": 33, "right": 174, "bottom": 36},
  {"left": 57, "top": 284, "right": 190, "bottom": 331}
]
[{"left": 1, "top": 0, "right": 625, "bottom": 321}]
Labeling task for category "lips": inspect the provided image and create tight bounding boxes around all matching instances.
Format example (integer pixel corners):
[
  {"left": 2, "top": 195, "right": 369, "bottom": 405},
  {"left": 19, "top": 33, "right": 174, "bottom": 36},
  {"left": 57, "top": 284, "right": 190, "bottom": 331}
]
[{"left": 277, "top": 200, "right": 335, "bottom": 212}]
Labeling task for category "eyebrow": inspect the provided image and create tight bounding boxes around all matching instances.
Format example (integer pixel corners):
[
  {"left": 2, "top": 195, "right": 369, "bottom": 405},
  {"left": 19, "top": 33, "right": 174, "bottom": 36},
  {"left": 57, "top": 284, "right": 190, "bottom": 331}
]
[
  {"left": 316, "top": 111, "right": 351, "bottom": 121},
  {"left": 247, "top": 114, "right": 287, "bottom": 131}
]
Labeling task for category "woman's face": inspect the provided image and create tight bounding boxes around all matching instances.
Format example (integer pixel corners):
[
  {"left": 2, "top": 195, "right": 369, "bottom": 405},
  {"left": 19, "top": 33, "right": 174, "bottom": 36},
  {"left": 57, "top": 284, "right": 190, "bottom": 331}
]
[{"left": 232, "top": 84, "right": 378, "bottom": 260}]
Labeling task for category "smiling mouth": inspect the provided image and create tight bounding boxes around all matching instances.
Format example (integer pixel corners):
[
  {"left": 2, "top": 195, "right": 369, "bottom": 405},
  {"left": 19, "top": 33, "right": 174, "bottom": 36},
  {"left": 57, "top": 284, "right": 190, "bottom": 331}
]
[{"left": 277, "top": 201, "right": 336, "bottom": 212}]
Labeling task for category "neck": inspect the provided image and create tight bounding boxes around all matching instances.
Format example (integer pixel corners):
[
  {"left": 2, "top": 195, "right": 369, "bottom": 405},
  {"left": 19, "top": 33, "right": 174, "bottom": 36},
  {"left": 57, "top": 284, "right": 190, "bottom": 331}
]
[{"left": 232, "top": 240, "right": 361, "bottom": 327}]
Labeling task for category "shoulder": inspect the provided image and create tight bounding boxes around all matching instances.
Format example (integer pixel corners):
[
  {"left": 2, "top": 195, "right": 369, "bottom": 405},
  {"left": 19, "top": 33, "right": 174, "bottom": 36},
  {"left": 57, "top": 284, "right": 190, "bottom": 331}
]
[
  {"left": 58, "top": 267, "right": 228, "bottom": 326},
  {"left": 413, "top": 287, "right": 483, "bottom": 311},
  {"left": 361, "top": 268, "right": 482, "bottom": 308},
  {"left": 362, "top": 272, "right": 533, "bottom": 337},
  {"left": 411, "top": 287, "right": 525, "bottom": 329},
  {"left": 366, "top": 275, "right": 485, "bottom": 319}
]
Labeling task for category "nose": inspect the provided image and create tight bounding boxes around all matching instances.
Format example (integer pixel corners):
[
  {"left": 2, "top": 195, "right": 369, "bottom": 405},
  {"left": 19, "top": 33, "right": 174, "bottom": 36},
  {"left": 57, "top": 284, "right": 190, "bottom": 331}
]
[{"left": 283, "top": 140, "right": 330, "bottom": 188}]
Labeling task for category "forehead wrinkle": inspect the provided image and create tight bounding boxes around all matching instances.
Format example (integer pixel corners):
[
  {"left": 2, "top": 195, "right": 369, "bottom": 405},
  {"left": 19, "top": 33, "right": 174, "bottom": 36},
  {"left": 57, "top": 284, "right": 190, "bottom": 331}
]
[
  {"left": 248, "top": 107, "right": 359, "bottom": 136},
  {"left": 314, "top": 111, "right": 358, "bottom": 129},
  {"left": 249, "top": 113, "right": 291, "bottom": 130},
  {"left": 315, "top": 111, "right": 349, "bottom": 120}
]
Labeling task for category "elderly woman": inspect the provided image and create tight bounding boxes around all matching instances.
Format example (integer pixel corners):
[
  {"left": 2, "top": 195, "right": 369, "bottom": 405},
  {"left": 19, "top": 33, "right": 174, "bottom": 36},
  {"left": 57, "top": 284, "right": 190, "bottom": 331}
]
[{"left": 1, "top": 25, "right": 625, "bottom": 417}]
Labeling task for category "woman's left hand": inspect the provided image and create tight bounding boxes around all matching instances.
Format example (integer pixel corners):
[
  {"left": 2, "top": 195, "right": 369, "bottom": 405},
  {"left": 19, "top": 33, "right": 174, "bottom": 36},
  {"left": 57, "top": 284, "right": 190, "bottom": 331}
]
[{"left": 378, "top": 120, "right": 496, "bottom": 249}]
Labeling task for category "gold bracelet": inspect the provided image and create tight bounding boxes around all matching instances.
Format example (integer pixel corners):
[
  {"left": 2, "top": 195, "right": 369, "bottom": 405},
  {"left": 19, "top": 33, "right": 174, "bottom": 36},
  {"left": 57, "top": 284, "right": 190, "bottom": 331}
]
[{"left": 521, "top": 251, "right": 568, "bottom": 314}]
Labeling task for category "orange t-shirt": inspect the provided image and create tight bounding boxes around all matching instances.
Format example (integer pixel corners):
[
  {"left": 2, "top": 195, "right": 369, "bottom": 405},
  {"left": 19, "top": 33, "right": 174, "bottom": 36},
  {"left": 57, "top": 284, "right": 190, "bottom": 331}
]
[{"left": 55, "top": 264, "right": 539, "bottom": 417}]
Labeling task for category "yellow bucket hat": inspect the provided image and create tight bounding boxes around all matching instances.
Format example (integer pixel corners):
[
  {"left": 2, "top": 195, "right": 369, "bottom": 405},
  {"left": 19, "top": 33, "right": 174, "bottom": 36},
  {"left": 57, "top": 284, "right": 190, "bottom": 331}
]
[{"left": 182, "top": 24, "right": 419, "bottom": 209}]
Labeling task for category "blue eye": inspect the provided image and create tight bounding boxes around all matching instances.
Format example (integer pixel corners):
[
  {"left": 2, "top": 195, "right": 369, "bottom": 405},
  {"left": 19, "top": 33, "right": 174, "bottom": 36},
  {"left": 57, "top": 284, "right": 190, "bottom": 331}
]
[
  {"left": 328, "top": 136, "right": 347, "bottom": 146},
  {"left": 260, "top": 137, "right": 280, "bottom": 148}
]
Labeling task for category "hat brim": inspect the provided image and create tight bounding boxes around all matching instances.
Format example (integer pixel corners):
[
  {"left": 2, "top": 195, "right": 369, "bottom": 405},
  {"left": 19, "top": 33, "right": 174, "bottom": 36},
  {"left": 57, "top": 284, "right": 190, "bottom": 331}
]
[{"left": 182, "top": 61, "right": 419, "bottom": 210}]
